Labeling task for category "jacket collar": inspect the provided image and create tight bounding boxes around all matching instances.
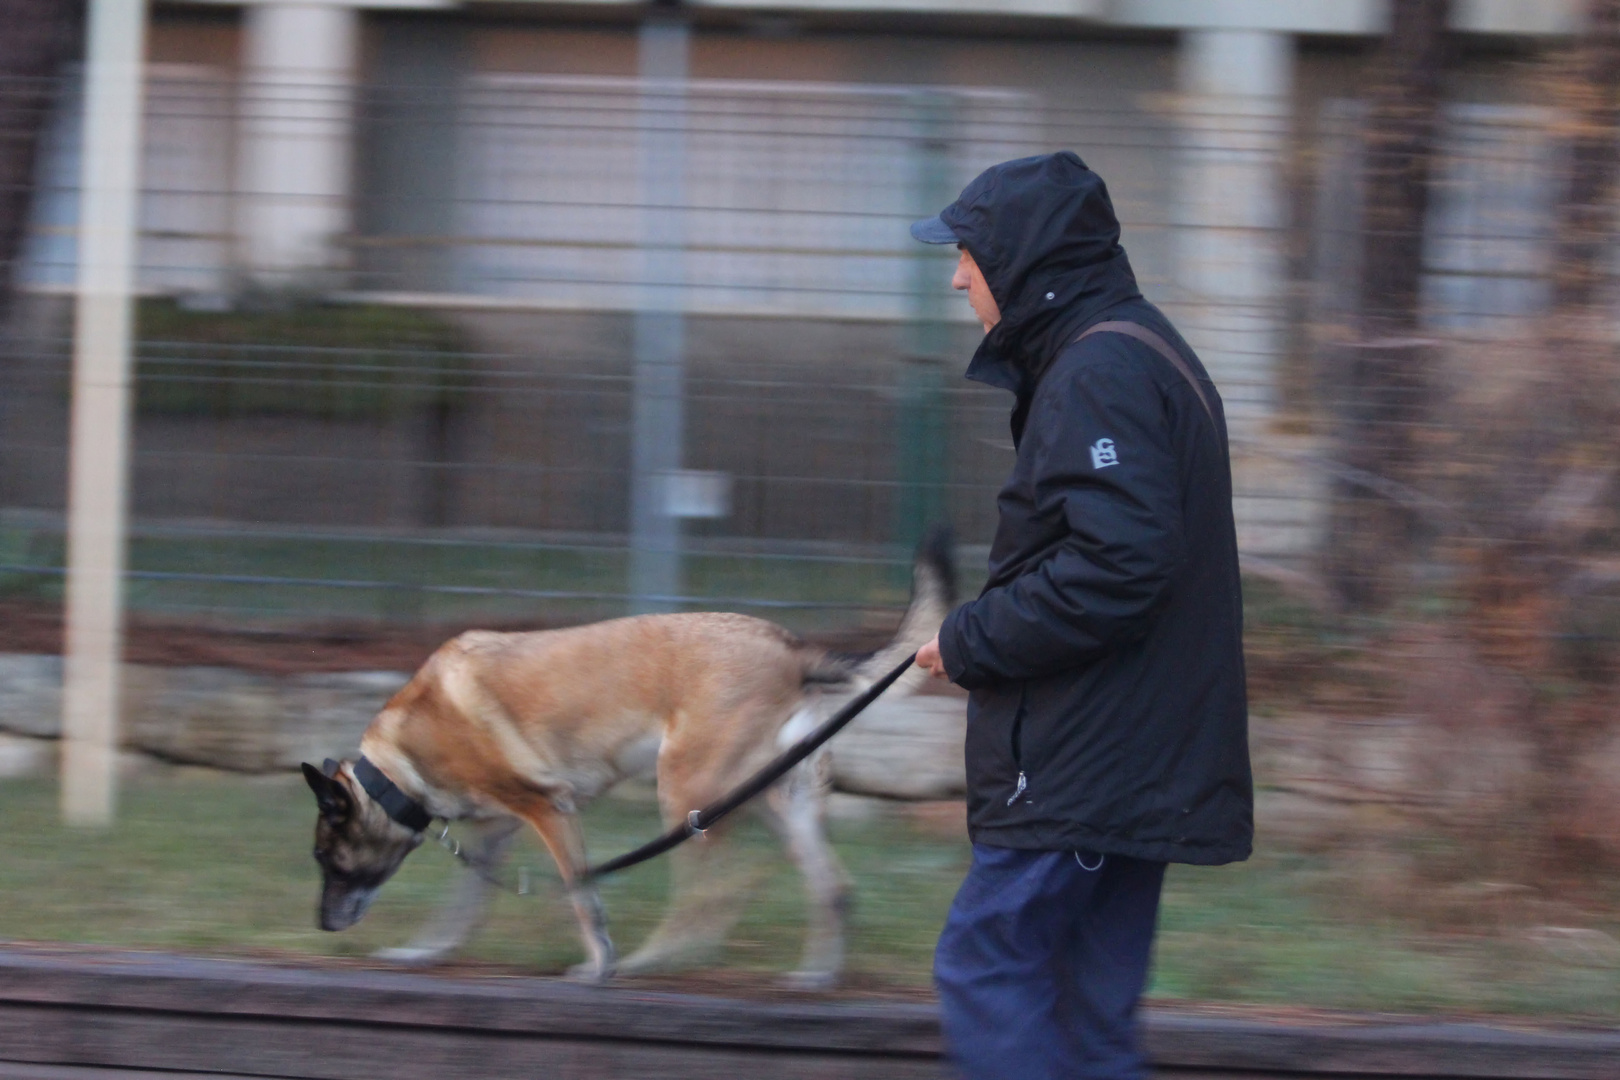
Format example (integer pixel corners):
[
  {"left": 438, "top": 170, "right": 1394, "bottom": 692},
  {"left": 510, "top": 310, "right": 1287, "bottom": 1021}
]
[{"left": 964, "top": 251, "right": 1144, "bottom": 400}]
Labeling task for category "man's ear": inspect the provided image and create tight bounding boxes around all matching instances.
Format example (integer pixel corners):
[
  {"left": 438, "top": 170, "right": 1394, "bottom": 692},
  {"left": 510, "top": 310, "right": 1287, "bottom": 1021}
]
[{"left": 301, "top": 762, "right": 353, "bottom": 823}]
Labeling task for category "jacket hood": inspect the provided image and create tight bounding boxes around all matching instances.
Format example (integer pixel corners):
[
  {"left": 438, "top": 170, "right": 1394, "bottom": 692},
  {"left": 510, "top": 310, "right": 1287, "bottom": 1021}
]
[{"left": 938, "top": 152, "right": 1143, "bottom": 395}]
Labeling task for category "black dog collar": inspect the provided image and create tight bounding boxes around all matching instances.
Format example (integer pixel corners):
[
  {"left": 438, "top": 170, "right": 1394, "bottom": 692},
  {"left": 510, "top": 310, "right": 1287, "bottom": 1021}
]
[{"left": 352, "top": 756, "right": 434, "bottom": 834}]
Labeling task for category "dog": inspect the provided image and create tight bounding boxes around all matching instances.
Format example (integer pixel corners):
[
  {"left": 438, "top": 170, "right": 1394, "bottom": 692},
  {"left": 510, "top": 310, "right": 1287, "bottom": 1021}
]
[{"left": 301, "top": 530, "right": 954, "bottom": 986}]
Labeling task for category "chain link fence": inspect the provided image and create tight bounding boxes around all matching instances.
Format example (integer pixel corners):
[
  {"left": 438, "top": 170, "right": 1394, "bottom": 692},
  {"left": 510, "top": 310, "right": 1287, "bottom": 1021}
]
[{"left": 0, "top": 69, "right": 1613, "bottom": 665}]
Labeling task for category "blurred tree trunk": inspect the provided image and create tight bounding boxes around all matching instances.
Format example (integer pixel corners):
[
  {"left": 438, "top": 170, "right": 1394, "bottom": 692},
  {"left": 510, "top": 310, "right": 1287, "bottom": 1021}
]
[
  {"left": 1546, "top": 0, "right": 1620, "bottom": 455},
  {"left": 1551, "top": 0, "right": 1620, "bottom": 319},
  {"left": 1475, "top": 0, "right": 1620, "bottom": 865},
  {"left": 1323, "top": 0, "right": 1452, "bottom": 611},
  {"left": 0, "top": 0, "right": 82, "bottom": 322}
]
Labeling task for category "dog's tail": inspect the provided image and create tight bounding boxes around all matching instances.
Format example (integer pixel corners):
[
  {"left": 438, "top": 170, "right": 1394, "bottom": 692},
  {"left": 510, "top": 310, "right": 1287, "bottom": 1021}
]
[{"left": 803, "top": 524, "right": 957, "bottom": 696}]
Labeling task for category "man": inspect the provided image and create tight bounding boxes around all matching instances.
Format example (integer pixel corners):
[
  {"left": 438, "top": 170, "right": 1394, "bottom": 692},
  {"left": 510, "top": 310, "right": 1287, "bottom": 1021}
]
[{"left": 910, "top": 152, "right": 1252, "bottom": 1080}]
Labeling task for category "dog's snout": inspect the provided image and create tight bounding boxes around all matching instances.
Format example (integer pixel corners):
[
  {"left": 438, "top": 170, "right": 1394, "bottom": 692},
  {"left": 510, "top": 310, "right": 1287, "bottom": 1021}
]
[
  {"left": 319, "top": 899, "right": 364, "bottom": 931},
  {"left": 319, "top": 880, "right": 378, "bottom": 931}
]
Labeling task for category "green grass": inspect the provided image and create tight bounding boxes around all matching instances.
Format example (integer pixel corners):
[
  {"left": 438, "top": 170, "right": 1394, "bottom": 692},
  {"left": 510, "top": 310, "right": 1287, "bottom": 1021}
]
[
  {"left": 1, "top": 771, "right": 1616, "bottom": 1018},
  {"left": 0, "top": 772, "right": 959, "bottom": 982},
  {"left": 1156, "top": 853, "right": 1620, "bottom": 1018}
]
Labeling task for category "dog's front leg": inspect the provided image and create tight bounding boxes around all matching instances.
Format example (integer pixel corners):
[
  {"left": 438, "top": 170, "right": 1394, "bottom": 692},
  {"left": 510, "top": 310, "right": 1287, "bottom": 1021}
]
[
  {"left": 511, "top": 795, "right": 617, "bottom": 981},
  {"left": 373, "top": 817, "right": 521, "bottom": 966}
]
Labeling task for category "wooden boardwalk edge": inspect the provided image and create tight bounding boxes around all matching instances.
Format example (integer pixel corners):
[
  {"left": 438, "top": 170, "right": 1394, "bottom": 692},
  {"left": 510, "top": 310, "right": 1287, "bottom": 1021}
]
[{"left": 0, "top": 945, "right": 1615, "bottom": 1079}]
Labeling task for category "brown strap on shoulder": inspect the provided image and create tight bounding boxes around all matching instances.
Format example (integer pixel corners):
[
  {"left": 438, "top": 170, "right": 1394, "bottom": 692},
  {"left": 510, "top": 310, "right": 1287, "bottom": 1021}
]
[{"left": 1075, "top": 320, "right": 1216, "bottom": 427}]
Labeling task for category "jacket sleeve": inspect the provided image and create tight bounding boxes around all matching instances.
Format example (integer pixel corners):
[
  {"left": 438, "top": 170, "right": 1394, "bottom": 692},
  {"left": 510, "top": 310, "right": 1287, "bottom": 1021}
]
[{"left": 938, "top": 347, "right": 1187, "bottom": 689}]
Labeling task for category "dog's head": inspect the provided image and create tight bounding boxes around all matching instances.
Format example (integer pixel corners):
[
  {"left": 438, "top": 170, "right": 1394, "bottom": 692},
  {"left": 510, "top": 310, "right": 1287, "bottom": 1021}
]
[{"left": 301, "top": 760, "right": 425, "bottom": 931}]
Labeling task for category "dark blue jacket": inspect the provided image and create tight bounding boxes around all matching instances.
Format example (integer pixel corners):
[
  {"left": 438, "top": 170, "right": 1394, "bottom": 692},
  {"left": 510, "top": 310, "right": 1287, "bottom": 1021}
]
[{"left": 935, "top": 152, "right": 1252, "bottom": 865}]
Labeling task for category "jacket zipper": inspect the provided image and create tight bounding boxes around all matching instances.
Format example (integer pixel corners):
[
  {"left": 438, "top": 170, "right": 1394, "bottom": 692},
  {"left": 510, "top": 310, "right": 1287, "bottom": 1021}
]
[{"left": 1007, "top": 686, "right": 1027, "bottom": 807}]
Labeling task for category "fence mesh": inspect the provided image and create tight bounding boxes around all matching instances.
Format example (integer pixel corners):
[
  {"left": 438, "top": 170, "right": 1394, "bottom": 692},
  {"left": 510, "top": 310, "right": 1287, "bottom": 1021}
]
[{"left": 0, "top": 70, "right": 1615, "bottom": 662}]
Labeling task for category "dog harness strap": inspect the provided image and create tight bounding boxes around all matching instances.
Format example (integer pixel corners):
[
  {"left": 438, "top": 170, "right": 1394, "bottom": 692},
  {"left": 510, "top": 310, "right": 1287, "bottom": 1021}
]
[
  {"left": 355, "top": 756, "right": 434, "bottom": 834},
  {"left": 1074, "top": 321, "right": 1217, "bottom": 429}
]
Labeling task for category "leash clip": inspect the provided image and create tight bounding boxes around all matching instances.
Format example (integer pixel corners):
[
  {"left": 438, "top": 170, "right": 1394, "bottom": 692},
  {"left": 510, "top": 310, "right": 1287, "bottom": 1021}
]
[
  {"left": 437, "top": 820, "right": 534, "bottom": 896},
  {"left": 435, "top": 820, "right": 464, "bottom": 859},
  {"left": 687, "top": 810, "right": 708, "bottom": 837}
]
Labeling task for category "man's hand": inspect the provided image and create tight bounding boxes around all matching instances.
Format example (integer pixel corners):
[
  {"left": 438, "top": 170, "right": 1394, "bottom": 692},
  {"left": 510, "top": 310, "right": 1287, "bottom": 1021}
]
[{"left": 917, "top": 633, "right": 949, "bottom": 680}]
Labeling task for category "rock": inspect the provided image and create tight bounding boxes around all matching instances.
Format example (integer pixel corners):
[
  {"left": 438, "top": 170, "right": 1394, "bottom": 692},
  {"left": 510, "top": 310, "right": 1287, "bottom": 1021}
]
[
  {"left": 0, "top": 732, "right": 161, "bottom": 779},
  {"left": 828, "top": 693, "right": 966, "bottom": 800},
  {"left": 0, "top": 648, "right": 969, "bottom": 799},
  {"left": 278, "top": 671, "right": 413, "bottom": 768},
  {"left": 0, "top": 653, "right": 408, "bottom": 773},
  {"left": 0, "top": 733, "right": 53, "bottom": 777},
  {"left": 123, "top": 665, "right": 283, "bottom": 771},
  {"left": 123, "top": 666, "right": 408, "bottom": 772},
  {"left": 0, "top": 654, "right": 63, "bottom": 737}
]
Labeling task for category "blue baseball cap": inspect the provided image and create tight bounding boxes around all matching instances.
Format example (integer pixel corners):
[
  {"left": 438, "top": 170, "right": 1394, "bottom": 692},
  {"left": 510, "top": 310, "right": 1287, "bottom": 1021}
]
[{"left": 909, "top": 214, "right": 959, "bottom": 244}]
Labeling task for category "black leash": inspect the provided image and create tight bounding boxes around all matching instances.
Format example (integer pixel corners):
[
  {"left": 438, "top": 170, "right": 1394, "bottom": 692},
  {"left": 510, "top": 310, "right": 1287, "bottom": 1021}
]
[{"left": 579, "top": 651, "right": 917, "bottom": 884}]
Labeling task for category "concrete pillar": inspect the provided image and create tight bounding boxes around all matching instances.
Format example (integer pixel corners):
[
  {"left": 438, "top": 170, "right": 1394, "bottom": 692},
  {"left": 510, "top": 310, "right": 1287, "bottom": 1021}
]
[
  {"left": 62, "top": 0, "right": 148, "bottom": 826},
  {"left": 236, "top": 0, "right": 358, "bottom": 288},
  {"left": 1174, "top": 29, "right": 1324, "bottom": 564},
  {"left": 1172, "top": 28, "right": 1292, "bottom": 435},
  {"left": 627, "top": 14, "right": 690, "bottom": 613},
  {"left": 363, "top": 20, "right": 466, "bottom": 292}
]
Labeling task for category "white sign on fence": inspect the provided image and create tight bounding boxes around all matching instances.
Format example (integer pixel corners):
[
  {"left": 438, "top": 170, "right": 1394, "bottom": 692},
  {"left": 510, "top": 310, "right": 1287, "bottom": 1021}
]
[{"left": 660, "top": 469, "right": 732, "bottom": 520}]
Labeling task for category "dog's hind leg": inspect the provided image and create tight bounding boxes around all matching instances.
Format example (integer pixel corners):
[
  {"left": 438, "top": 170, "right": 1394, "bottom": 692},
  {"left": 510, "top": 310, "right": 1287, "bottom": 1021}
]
[
  {"left": 757, "top": 752, "right": 851, "bottom": 990},
  {"left": 507, "top": 795, "right": 616, "bottom": 982},
  {"left": 373, "top": 817, "right": 521, "bottom": 966},
  {"left": 614, "top": 824, "right": 753, "bottom": 976}
]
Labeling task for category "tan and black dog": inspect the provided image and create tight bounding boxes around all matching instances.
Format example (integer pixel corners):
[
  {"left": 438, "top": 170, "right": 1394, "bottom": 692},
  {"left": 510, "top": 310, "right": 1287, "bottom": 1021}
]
[{"left": 301, "top": 532, "right": 953, "bottom": 986}]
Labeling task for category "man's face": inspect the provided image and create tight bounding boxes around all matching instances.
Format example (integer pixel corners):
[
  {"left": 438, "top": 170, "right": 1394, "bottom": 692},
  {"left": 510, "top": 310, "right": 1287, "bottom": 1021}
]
[{"left": 952, "top": 247, "right": 1001, "bottom": 334}]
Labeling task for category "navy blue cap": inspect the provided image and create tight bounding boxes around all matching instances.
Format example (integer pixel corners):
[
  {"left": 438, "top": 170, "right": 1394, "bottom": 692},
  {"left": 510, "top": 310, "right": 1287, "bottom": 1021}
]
[{"left": 909, "top": 214, "right": 959, "bottom": 244}]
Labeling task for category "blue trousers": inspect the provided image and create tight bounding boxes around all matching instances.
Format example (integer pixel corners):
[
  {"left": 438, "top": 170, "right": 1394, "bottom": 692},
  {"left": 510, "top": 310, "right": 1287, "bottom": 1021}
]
[{"left": 933, "top": 844, "right": 1167, "bottom": 1080}]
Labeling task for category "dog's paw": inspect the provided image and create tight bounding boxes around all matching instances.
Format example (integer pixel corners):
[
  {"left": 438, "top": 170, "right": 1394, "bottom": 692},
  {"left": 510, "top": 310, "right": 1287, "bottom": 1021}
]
[
  {"left": 565, "top": 959, "right": 615, "bottom": 983},
  {"left": 372, "top": 945, "right": 452, "bottom": 967},
  {"left": 779, "top": 969, "right": 838, "bottom": 992}
]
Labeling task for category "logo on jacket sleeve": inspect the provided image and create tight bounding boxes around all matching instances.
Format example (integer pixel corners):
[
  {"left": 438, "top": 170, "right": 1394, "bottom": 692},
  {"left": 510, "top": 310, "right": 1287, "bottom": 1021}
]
[{"left": 1090, "top": 438, "right": 1119, "bottom": 469}]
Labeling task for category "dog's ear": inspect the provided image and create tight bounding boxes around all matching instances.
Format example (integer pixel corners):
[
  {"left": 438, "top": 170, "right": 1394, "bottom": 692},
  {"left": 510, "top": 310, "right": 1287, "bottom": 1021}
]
[{"left": 301, "top": 761, "right": 353, "bottom": 823}]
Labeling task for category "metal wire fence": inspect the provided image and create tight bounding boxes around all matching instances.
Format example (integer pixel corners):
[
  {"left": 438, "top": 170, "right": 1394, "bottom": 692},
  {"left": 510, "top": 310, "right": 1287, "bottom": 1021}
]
[{"left": 1, "top": 70, "right": 1616, "bottom": 646}]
